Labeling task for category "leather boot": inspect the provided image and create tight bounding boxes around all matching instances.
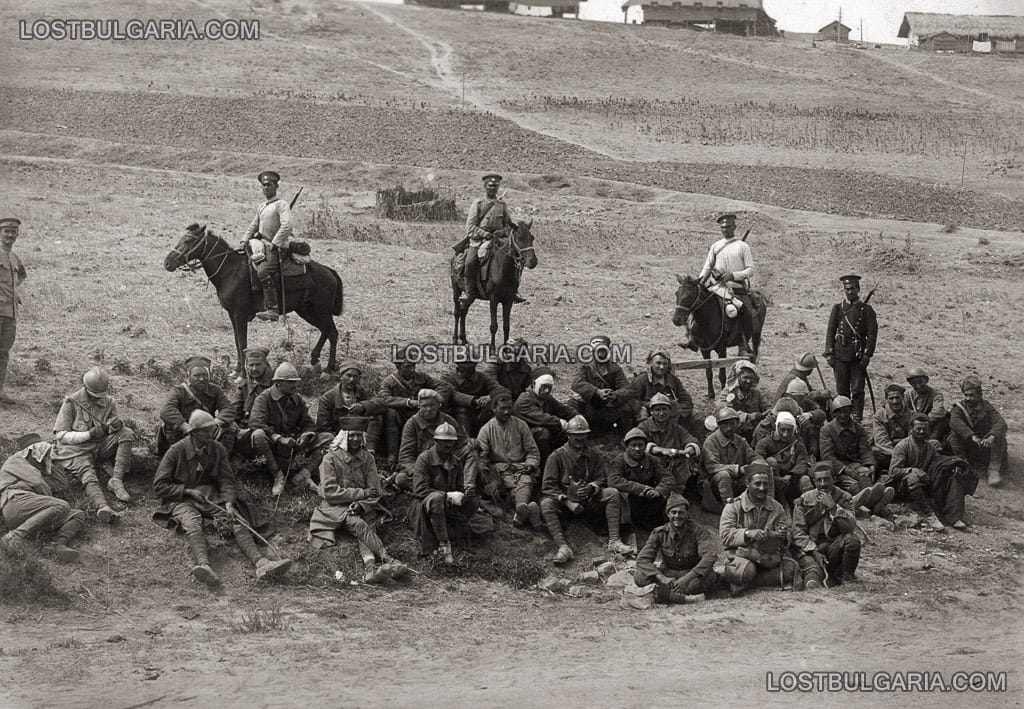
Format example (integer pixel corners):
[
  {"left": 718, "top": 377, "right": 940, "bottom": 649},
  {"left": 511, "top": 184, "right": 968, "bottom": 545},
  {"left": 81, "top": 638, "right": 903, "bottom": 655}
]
[
  {"left": 841, "top": 545, "right": 861, "bottom": 583},
  {"left": 987, "top": 464, "right": 1002, "bottom": 488},
  {"left": 256, "top": 275, "right": 280, "bottom": 322},
  {"left": 271, "top": 469, "right": 286, "bottom": 497},
  {"left": 438, "top": 542, "right": 455, "bottom": 564},
  {"left": 379, "top": 554, "right": 409, "bottom": 580},
  {"left": 85, "top": 481, "right": 121, "bottom": 523},
  {"left": 108, "top": 441, "right": 133, "bottom": 502},
  {"left": 362, "top": 562, "right": 388, "bottom": 585},
  {"left": 186, "top": 529, "right": 220, "bottom": 586},
  {"left": 46, "top": 510, "right": 86, "bottom": 562}
]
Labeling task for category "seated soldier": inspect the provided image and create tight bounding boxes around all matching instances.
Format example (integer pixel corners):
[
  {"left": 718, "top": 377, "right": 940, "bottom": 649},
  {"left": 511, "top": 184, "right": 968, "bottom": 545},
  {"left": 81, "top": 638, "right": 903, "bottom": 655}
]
[
  {"left": 570, "top": 335, "right": 637, "bottom": 434},
  {"left": 0, "top": 436, "right": 86, "bottom": 562},
  {"left": 755, "top": 379, "right": 828, "bottom": 457},
  {"left": 239, "top": 363, "right": 332, "bottom": 496},
  {"left": 871, "top": 384, "right": 913, "bottom": 471},
  {"left": 775, "top": 352, "right": 831, "bottom": 402},
  {"left": 949, "top": 376, "right": 1008, "bottom": 488},
  {"left": 639, "top": 393, "right": 702, "bottom": 493},
  {"left": 792, "top": 463, "right": 861, "bottom": 589},
  {"left": 608, "top": 428, "right": 676, "bottom": 536},
  {"left": 158, "top": 356, "right": 236, "bottom": 459},
  {"left": 889, "top": 414, "right": 975, "bottom": 531},
  {"left": 702, "top": 407, "right": 761, "bottom": 511},
  {"left": 316, "top": 361, "right": 397, "bottom": 467},
  {"left": 378, "top": 345, "right": 439, "bottom": 434},
  {"left": 627, "top": 350, "right": 702, "bottom": 438},
  {"left": 720, "top": 361, "right": 769, "bottom": 442},
  {"left": 540, "top": 415, "right": 634, "bottom": 564},
  {"left": 232, "top": 346, "right": 274, "bottom": 433},
  {"left": 396, "top": 389, "right": 466, "bottom": 492},
  {"left": 755, "top": 411, "right": 812, "bottom": 508},
  {"left": 308, "top": 422, "right": 407, "bottom": 584},
  {"left": 483, "top": 337, "right": 533, "bottom": 398},
  {"left": 819, "top": 396, "right": 892, "bottom": 516},
  {"left": 717, "top": 467, "right": 796, "bottom": 595},
  {"left": 408, "top": 422, "right": 481, "bottom": 564},
  {"left": 437, "top": 355, "right": 501, "bottom": 436},
  {"left": 904, "top": 367, "right": 948, "bottom": 442},
  {"left": 634, "top": 493, "right": 724, "bottom": 604},
  {"left": 52, "top": 367, "right": 133, "bottom": 519},
  {"left": 153, "top": 411, "right": 292, "bottom": 586},
  {"left": 513, "top": 368, "right": 576, "bottom": 463},
  {"left": 476, "top": 390, "right": 543, "bottom": 529}
]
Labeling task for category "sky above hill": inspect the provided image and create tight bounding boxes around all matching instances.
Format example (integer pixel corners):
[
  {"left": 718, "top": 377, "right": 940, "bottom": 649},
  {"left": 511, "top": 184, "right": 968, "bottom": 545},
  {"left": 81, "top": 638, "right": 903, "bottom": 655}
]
[{"left": 578, "top": 0, "right": 1023, "bottom": 43}]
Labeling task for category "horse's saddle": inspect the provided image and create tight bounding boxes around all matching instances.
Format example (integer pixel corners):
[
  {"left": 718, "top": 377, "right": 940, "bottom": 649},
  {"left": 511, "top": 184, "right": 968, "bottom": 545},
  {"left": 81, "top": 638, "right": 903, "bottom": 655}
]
[{"left": 246, "top": 253, "right": 314, "bottom": 294}]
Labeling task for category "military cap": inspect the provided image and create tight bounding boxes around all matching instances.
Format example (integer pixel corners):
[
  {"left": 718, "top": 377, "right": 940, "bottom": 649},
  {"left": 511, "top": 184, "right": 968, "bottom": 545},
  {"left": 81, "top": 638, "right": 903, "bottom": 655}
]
[
  {"left": 338, "top": 360, "right": 362, "bottom": 375},
  {"left": 531, "top": 365, "right": 554, "bottom": 381},
  {"left": 716, "top": 407, "right": 740, "bottom": 423},
  {"left": 716, "top": 213, "right": 737, "bottom": 225},
  {"left": 343, "top": 418, "right": 369, "bottom": 433},
  {"left": 646, "top": 349, "right": 672, "bottom": 364},
  {"left": 839, "top": 274, "right": 862, "bottom": 285},
  {"left": 665, "top": 492, "right": 689, "bottom": 513},
  {"left": 187, "top": 410, "right": 217, "bottom": 431},
  {"left": 272, "top": 362, "right": 302, "bottom": 381},
  {"left": 258, "top": 170, "right": 280, "bottom": 184},
  {"left": 417, "top": 388, "right": 443, "bottom": 403},
  {"left": 884, "top": 383, "right": 905, "bottom": 396},
  {"left": 773, "top": 398, "right": 802, "bottom": 417},
  {"left": 590, "top": 335, "right": 611, "bottom": 347},
  {"left": 482, "top": 173, "right": 502, "bottom": 183},
  {"left": 746, "top": 460, "right": 772, "bottom": 480},
  {"left": 649, "top": 392, "right": 674, "bottom": 409},
  {"left": 622, "top": 427, "right": 648, "bottom": 445},
  {"left": 906, "top": 367, "right": 929, "bottom": 381},
  {"left": 244, "top": 346, "right": 270, "bottom": 362},
  {"left": 811, "top": 461, "right": 833, "bottom": 474},
  {"left": 795, "top": 352, "right": 818, "bottom": 372},
  {"left": 490, "top": 387, "right": 514, "bottom": 406},
  {"left": 786, "top": 378, "right": 810, "bottom": 396},
  {"left": 433, "top": 422, "right": 459, "bottom": 441},
  {"left": 831, "top": 395, "right": 853, "bottom": 411},
  {"left": 961, "top": 375, "right": 982, "bottom": 393},
  {"left": 0, "top": 217, "right": 21, "bottom": 228},
  {"left": 184, "top": 355, "right": 212, "bottom": 374}
]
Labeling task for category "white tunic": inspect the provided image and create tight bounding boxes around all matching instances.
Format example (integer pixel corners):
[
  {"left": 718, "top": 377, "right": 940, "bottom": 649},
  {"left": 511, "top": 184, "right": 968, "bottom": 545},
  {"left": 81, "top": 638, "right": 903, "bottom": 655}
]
[
  {"left": 243, "top": 198, "right": 293, "bottom": 248},
  {"left": 698, "top": 238, "right": 754, "bottom": 287}
]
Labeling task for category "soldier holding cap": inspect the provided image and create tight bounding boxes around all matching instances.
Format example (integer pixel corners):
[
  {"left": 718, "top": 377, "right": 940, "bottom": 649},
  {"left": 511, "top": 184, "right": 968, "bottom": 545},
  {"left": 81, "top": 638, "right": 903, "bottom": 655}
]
[
  {"left": 242, "top": 171, "right": 293, "bottom": 322},
  {"left": 825, "top": 274, "right": 877, "bottom": 421},
  {"left": 694, "top": 213, "right": 756, "bottom": 355},
  {"left": 0, "top": 217, "right": 26, "bottom": 404},
  {"left": 454, "top": 173, "right": 523, "bottom": 305},
  {"left": 792, "top": 463, "right": 861, "bottom": 588},
  {"left": 158, "top": 355, "right": 237, "bottom": 457}
]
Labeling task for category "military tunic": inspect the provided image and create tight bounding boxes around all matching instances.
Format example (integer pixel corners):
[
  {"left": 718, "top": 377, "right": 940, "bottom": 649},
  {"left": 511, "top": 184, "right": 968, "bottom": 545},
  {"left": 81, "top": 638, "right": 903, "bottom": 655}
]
[{"left": 825, "top": 298, "right": 878, "bottom": 420}]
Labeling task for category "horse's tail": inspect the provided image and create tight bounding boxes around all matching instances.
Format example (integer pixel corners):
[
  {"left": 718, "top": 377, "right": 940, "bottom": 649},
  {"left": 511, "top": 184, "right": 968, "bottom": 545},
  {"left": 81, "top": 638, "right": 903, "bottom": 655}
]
[{"left": 331, "top": 268, "right": 344, "bottom": 316}]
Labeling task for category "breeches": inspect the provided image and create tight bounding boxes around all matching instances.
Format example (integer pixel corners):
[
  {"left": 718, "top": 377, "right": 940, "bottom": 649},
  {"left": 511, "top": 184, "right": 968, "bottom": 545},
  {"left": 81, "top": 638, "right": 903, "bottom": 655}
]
[
  {"left": 1, "top": 490, "right": 80, "bottom": 537},
  {"left": 61, "top": 428, "right": 136, "bottom": 485}
]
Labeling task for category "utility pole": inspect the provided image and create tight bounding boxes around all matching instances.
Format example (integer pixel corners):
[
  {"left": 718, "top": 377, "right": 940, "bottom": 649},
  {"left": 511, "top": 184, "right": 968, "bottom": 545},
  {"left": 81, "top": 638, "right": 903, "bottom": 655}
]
[
  {"left": 860, "top": 17, "right": 863, "bottom": 43},
  {"left": 961, "top": 137, "right": 969, "bottom": 189},
  {"left": 837, "top": 6, "right": 842, "bottom": 42}
]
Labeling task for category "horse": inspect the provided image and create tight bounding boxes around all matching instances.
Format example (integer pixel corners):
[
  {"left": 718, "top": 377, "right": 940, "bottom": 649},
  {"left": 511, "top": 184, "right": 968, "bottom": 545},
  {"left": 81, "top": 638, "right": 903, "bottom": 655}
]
[
  {"left": 671, "top": 274, "right": 768, "bottom": 400},
  {"left": 451, "top": 218, "right": 538, "bottom": 347},
  {"left": 164, "top": 224, "right": 344, "bottom": 373}
]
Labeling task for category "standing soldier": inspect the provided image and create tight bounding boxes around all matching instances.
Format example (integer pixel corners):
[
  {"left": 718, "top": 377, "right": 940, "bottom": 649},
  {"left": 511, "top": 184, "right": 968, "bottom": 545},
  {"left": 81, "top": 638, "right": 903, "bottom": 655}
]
[
  {"left": 0, "top": 216, "right": 26, "bottom": 405},
  {"left": 825, "top": 274, "right": 877, "bottom": 421},
  {"left": 454, "top": 173, "right": 523, "bottom": 305},
  {"left": 243, "top": 170, "right": 292, "bottom": 322},
  {"left": 690, "top": 213, "right": 756, "bottom": 355}
]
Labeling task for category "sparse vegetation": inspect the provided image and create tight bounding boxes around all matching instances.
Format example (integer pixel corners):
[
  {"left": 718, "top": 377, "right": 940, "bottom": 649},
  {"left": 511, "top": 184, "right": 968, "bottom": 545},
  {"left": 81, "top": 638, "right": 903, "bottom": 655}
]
[
  {"left": 376, "top": 184, "right": 458, "bottom": 222},
  {"left": 0, "top": 542, "right": 68, "bottom": 605},
  {"left": 234, "top": 602, "right": 293, "bottom": 633}
]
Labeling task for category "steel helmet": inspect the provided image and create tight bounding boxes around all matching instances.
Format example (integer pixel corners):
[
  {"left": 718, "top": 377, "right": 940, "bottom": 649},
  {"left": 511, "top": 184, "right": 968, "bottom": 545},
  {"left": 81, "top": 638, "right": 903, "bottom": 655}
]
[
  {"left": 795, "top": 352, "right": 818, "bottom": 372},
  {"left": 831, "top": 395, "right": 854, "bottom": 411},
  {"left": 649, "top": 392, "right": 674, "bottom": 409},
  {"left": 715, "top": 407, "right": 740, "bottom": 423},
  {"left": 433, "top": 422, "right": 459, "bottom": 441},
  {"left": 786, "top": 378, "right": 810, "bottom": 396},
  {"left": 272, "top": 362, "right": 302, "bottom": 381},
  {"left": 906, "top": 367, "right": 929, "bottom": 381},
  {"left": 82, "top": 367, "right": 111, "bottom": 394},
  {"left": 187, "top": 410, "right": 217, "bottom": 431},
  {"left": 622, "top": 427, "right": 648, "bottom": 445},
  {"left": 565, "top": 415, "right": 591, "bottom": 435}
]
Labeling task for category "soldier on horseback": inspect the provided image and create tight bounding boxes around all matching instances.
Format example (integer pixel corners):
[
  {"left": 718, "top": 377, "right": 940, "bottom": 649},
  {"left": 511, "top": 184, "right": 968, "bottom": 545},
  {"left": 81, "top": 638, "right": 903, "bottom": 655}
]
[
  {"left": 243, "top": 170, "right": 292, "bottom": 322},
  {"left": 694, "top": 213, "right": 756, "bottom": 356},
  {"left": 454, "top": 173, "right": 524, "bottom": 306}
]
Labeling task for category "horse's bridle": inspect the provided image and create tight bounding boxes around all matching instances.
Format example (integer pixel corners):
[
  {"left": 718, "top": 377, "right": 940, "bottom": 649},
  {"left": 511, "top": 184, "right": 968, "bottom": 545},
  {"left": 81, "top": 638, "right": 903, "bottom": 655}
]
[
  {"left": 673, "top": 280, "right": 714, "bottom": 316},
  {"left": 170, "top": 228, "right": 233, "bottom": 280}
]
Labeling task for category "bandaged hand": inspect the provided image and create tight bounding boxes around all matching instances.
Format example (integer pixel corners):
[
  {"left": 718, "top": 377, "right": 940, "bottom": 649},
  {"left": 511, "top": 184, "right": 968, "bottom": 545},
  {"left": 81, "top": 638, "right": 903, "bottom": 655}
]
[{"left": 446, "top": 491, "right": 465, "bottom": 506}]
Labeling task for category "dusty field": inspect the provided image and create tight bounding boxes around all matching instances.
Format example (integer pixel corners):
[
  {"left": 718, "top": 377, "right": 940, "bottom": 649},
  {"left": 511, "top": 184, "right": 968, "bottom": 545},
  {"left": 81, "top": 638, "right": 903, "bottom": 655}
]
[{"left": 1, "top": 0, "right": 1023, "bottom": 707}]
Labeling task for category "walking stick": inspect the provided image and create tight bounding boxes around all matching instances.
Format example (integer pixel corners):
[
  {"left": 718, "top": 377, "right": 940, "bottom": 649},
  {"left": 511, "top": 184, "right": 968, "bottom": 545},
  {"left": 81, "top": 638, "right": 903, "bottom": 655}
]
[
  {"left": 272, "top": 446, "right": 294, "bottom": 515},
  {"left": 864, "top": 369, "right": 877, "bottom": 415},
  {"left": 815, "top": 364, "right": 829, "bottom": 392}
]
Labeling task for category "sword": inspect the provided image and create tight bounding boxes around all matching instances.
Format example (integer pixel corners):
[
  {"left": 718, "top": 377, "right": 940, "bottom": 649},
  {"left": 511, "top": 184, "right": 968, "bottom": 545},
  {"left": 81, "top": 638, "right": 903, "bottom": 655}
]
[
  {"left": 864, "top": 369, "right": 877, "bottom": 415},
  {"left": 289, "top": 187, "right": 303, "bottom": 210}
]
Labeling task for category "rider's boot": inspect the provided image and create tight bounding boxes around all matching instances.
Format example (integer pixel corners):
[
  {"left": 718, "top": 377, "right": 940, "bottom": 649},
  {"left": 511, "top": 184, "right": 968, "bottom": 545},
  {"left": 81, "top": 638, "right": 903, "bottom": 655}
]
[{"left": 256, "top": 274, "right": 280, "bottom": 322}]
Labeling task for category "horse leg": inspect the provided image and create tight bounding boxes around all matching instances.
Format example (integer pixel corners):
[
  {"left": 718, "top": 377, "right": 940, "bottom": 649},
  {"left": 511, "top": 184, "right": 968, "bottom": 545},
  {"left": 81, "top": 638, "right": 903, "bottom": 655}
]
[
  {"left": 489, "top": 299, "right": 499, "bottom": 349},
  {"left": 231, "top": 310, "right": 248, "bottom": 375},
  {"left": 502, "top": 300, "right": 512, "bottom": 345},
  {"left": 452, "top": 288, "right": 461, "bottom": 344},
  {"left": 702, "top": 349, "right": 715, "bottom": 400},
  {"left": 717, "top": 346, "right": 728, "bottom": 391}
]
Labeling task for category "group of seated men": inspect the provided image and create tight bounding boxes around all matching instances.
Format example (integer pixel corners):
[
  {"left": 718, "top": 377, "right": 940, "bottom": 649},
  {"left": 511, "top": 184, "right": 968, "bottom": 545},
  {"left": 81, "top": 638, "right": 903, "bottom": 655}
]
[{"left": 0, "top": 339, "right": 1009, "bottom": 600}]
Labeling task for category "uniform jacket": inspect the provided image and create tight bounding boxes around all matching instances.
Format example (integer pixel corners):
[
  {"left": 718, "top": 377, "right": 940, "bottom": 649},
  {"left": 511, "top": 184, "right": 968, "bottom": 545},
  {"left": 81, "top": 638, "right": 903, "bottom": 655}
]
[
  {"left": 412, "top": 446, "right": 476, "bottom": 499},
  {"left": 53, "top": 388, "right": 121, "bottom": 457},
  {"left": 720, "top": 491, "right": 791, "bottom": 550},
  {"left": 309, "top": 447, "right": 388, "bottom": 532},
  {"left": 160, "top": 383, "right": 235, "bottom": 432},
  {"left": 249, "top": 385, "right": 316, "bottom": 437},
  {"left": 904, "top": 385, "right": 946, "bottom": 425},
  {"left": 607, "top": 452, "right": 675, "bottom": 498},
  {"left": 636, "top": 519, "right": 717, "bottom": 577},
  {"left": 755, "top": 432, "right": 810, "bottom": 478},
  {"left": 398, "top": 412, "right": 464, "bottom": 470},
  {"left": 792, "top": 487, "right": 856, "bottom": 552},
  {"left": 315, "top": 384, "right": 388, "bottom": 433},
  {"left": 628, "top": 372, "right": 694, "bottom": 419},
  {"left": 244, "top": 197, "right": 293, "bottom": 248},
  {"left": 476, "top": 415, "right": 540, "bottom": 468},
  {"left": 513, "top": 390, "right": 576, "bottom": 431},
  {"left": 465, "top": 197, "right": 513, "bottom": 242},
  {"left": 0, "top": 248, "right": 26, "bottom": 319},
  {"left": 889, "top": 436, "right": 939, "bottom": 479},
  {"left": 820, "top": 419, "right": 876, "bottom": 468},
  {"left": 0, "top": 449, "right": 53, "bottom": 500},
  {"left": 437, "top": 370, "right": 501, "bottom": 410},
  {"left": 542, "top": 443, "right": 608, "bottom": 499},
  {"left": 572, "top": 362, "right": 630, "bottom": 407},
  {"left": 377, "top": 371, "right": 439, "bottom": 411},
  {"left": 950, "top": 398, "right": 1007, "bottom": 440},
  {"left": 639, "top": 417, "right": 700, "bottom": 453},
  {"left": 702, "top": 429, "right": 758, "bottom": 477},
  {"left": 825, "top": 298, "right": 877, "bottom": 362},
  {"left": 482, "top": 360, "right": 533, "bottom": 398},
  {"left": 871, "top": 405, "right": 913, "bottom": 454},
  {"left": 233, "top": 371, "right": 273, "bottom": 425}
]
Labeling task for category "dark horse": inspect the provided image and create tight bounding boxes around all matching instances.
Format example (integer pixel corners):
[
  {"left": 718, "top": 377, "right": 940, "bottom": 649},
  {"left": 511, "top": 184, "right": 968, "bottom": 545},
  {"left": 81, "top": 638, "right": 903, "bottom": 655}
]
[
  {"left": 451, "top": 218, "right": 538, "bottom": 347},
  {"left": 164, "top": 224, "right": 344, "bottom": 373},
  {"left": 672, "top": 274, "right": 768, "bottom": 400}
]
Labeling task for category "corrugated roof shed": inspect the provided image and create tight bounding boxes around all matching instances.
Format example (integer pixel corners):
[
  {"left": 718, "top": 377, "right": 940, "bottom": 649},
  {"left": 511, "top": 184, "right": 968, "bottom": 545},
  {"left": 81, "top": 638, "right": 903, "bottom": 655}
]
[{"left": 898, "top": 13, "right": 1024, "bottom": 40}]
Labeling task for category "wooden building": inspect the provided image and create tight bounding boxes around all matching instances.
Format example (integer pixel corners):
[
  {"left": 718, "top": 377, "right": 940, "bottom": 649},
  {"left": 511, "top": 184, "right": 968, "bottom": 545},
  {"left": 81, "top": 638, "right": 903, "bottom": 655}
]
[
  {"left": 898, "top": 13, "right": 1024, "bottom": 53},
  {"left": 622, "top": 0, "right": 778, "bottom": 36},
  {"left": 510, "top": 0, "right": 581, "bottom": 18},
  {"left": 817, "top": 20, "right": 850, "bottom": 43}
]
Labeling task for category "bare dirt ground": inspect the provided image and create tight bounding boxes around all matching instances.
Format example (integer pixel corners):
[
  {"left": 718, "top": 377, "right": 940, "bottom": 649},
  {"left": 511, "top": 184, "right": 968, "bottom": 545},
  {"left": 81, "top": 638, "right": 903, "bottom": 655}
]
[{"left": 1, "top": 0, "right": 1023, "bottom": 707}]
